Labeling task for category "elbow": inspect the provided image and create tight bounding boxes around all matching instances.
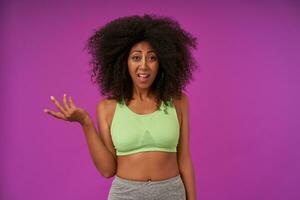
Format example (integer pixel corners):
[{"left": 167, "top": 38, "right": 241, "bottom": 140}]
[
  {"left": 102, "top": 170, "right": 116, "bottom": 179},
  {"left": 105, "top": 172, "right": 116, "bottom": 179},
  {"left": 99, "top": 163, "right": 117, "bottom": 178},
  {"left": 95, "top": 154, "right": 117, "bottom": 178}
]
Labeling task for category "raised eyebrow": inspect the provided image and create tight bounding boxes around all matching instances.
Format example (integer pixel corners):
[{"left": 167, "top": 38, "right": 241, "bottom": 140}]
[{"left": 131, "top": 50, "right": 156, "bottom": 54}]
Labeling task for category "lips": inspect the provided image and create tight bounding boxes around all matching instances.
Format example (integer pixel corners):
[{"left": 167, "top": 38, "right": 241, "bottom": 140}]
[
  {"left": 137, "top": 73, "right": 151, "bottom": 82},
  {"left": 138, "top": 74, "right": 150, "bottom": 78}
]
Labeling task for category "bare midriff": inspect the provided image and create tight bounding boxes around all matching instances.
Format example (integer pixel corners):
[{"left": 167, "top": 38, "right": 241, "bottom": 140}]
[
  {"left": 106, "top": 98, "right": 182, "bottom": 182},
  {"left": 116, "top": 151, "right": 180, "bottom": 182}
]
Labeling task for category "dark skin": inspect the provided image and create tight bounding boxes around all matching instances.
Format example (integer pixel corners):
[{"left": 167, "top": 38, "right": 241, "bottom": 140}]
[
  {"left": 44, "top": 41, "right": 196, "bottom": 199},
  {"left": 98, "top": 41, "right": 182, "bottom": 181},
  {"left": 116, "top": 41, "right": 179, "bottom": 180},
  {"left": 102, "top": 97, "right": 182, "bottom": 181}
]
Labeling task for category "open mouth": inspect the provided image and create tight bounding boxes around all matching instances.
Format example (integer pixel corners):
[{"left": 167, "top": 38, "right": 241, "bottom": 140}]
[{"left": 137, "top": 73, "right": 150, "bottom": 82}]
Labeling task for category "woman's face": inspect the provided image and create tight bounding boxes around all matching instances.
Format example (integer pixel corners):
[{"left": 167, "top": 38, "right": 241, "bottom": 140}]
[{"left": 127, "top": 41, "right": 159, "bottom": 90}]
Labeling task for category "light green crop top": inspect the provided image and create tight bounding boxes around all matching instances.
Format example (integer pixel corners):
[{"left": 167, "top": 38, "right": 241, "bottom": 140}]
[{"left": 110, "top": 98, "right": 180, "bottom": 156}]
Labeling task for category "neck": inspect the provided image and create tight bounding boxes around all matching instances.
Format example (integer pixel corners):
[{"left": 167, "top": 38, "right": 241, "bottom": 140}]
[{"left": 132, "top": 86, "right": 156, "bottom": 102}]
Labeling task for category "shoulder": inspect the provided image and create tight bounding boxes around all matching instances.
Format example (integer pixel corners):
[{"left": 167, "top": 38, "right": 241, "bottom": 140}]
[
  {"left": 97, "top": 98, "right": 118, "bottom": 111},
  {"left": 171, "top": 91, "right": 189, "bottom": 126},
  {"left": 97, "top": 98, "right": 118, "bottom": 113},
  {"left": 172, "top": 91, "right": 189, "bottom": 110},
  {"left": 96, "top": 98, "right": 118, "bottom": 125}
]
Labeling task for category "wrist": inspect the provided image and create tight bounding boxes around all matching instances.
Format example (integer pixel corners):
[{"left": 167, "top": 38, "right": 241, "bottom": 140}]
[{"left": 80, "top": 114, "right": 92, "bottom": 127}]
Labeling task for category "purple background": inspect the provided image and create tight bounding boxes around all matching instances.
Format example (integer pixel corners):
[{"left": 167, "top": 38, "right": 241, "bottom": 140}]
[{"left": 1, "top": 0, "right": 299, "bottom": 200}]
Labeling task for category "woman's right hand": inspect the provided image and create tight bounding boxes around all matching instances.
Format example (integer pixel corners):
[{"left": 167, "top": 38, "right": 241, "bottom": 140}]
[{"left": 44, "top": 93, "right": 90, "bottom": 126}]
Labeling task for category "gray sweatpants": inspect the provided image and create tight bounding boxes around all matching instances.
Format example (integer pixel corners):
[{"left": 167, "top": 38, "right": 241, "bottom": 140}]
[{"left": 107, "top": 174, "right": 186, "bottom": 200}]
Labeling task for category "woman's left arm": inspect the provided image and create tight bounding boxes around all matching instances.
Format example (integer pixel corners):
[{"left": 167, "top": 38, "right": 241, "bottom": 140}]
[{"left": 177, "top": 92, "right": 197, "bottom": 200}]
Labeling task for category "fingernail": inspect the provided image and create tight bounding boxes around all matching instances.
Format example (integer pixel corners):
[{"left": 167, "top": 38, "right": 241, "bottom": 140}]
[
  {"left": 43, "top": 109, "right": 48, "bottom": 112},
  {"left": 64, "top": 93, "right": 66, "bottom": 96},
  {"left": 50, "top": 96, "right": 54, "bottom": 100}
]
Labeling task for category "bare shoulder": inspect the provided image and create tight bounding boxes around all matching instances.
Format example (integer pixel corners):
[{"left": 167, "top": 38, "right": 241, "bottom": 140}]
[
  {"left": 97, "top": 98, "right": 118, "bottom": 112},
  {"left": 97, "top": 98, "right": 118, "bottom": 127},
  {"left": 172, "top": 91, "right": 189, "bottom": 109},
  {"left": 172, "top": 92, "right": 189, "bottom": 127}
]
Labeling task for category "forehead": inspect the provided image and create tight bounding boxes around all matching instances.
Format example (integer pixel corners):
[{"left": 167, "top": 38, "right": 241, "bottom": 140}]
[{"left": 130, "top": 41, "right": 156, "bottom": 53}]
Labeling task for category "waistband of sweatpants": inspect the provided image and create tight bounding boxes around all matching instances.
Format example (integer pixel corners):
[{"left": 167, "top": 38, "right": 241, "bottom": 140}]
[{"left": 113, "top": 174, "right": 181, "bottom": 185}]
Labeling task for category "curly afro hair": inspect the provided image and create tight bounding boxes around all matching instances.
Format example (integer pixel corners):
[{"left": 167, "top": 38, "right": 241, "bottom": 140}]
[{"left": 84, "top": 14, "right": 199, "bottom": 112}]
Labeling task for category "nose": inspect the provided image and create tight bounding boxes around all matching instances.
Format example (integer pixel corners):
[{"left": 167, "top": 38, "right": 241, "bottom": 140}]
[{"left": 139, "top": 56, "right": 148, "bottom": 69}]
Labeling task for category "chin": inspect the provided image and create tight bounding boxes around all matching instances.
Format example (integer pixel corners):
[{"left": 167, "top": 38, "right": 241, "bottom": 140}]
[{"left": 134, "top": 81, "right": 154, "bottom": 88}]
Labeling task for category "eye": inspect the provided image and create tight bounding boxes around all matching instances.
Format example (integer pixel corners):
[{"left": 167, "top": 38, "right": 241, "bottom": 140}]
[
  {"left": 132, "top": 56, "right": 141, "bottom": 61},
  {"left": 149, "top": 56, "right": 157, "bottom": 61}
]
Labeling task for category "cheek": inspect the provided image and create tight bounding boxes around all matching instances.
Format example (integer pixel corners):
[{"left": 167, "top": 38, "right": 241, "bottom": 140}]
[
  {"left": 127, "top": 62, "right": 135, "bottom": 73},
  {"left": 153, "top": 65, "right": 159, "bottom": 75},
  {"left": 127, "top": 66, "right": 137, "bottom": 80}
]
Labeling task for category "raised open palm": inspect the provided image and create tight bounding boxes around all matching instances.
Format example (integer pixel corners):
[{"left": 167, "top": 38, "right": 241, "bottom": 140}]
[{"left": 44, "top": 94, "right": 89, "bottom": 125}]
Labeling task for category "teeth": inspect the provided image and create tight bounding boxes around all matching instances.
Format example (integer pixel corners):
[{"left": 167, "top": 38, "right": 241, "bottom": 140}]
[{"left": 138, "top": 74, "right": 150, "bottom": 78}]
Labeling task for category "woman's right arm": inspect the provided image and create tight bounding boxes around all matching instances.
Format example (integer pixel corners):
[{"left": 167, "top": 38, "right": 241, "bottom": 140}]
[
  {"left": 44, "top": 94, "right": 117, "bottom": 178},
  {"left": 81, "top": 100, "right": 117, "bottom": 178}
]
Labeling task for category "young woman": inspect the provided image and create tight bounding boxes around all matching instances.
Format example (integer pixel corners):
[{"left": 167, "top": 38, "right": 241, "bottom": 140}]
[{"left": 44, "top": 14, "right": 198, "bottom": 200}]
